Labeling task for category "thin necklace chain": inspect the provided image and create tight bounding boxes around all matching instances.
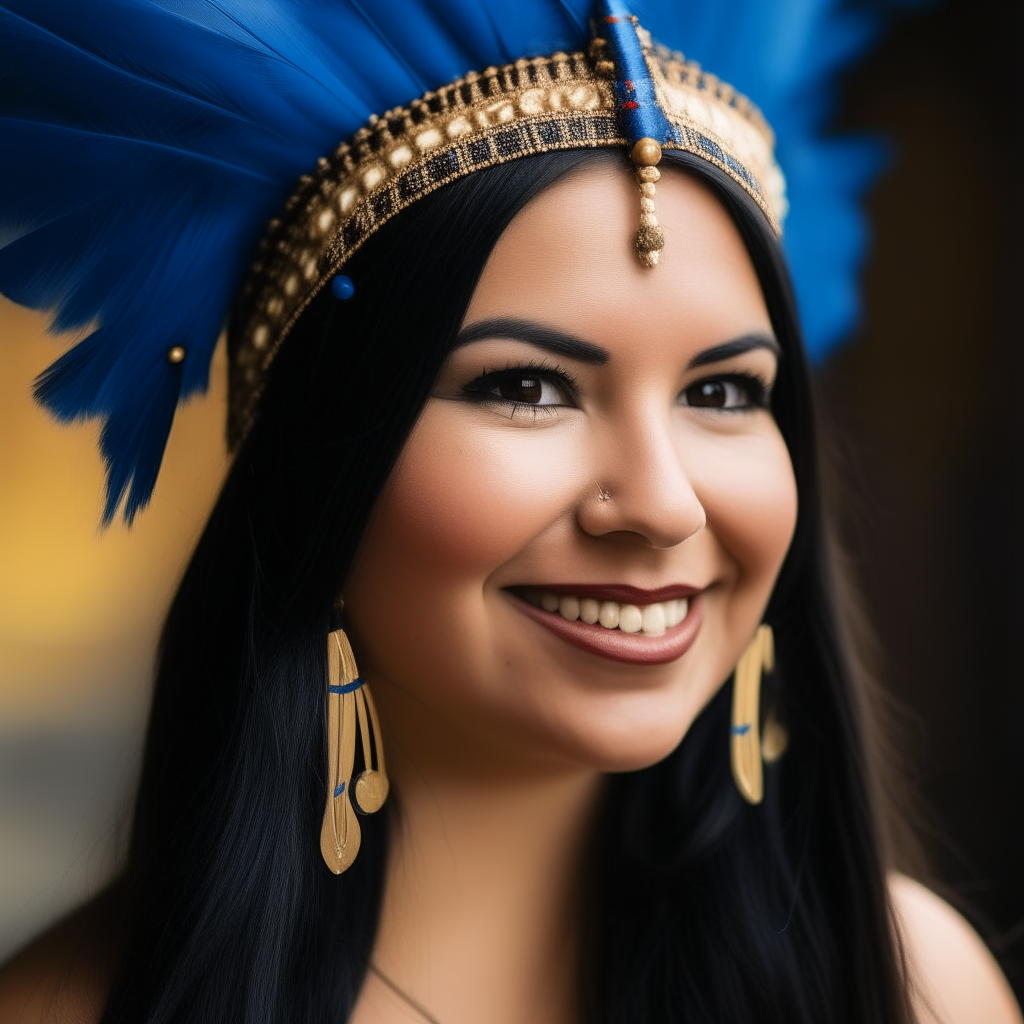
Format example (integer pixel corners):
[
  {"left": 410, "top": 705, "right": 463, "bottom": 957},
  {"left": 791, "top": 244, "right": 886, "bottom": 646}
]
[{"left": 369, "top": 963, "right": 446, "bottom": 1024}]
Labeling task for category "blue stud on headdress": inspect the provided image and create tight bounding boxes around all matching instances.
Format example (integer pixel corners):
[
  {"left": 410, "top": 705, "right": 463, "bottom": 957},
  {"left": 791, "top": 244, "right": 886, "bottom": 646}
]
[
  {"left": 331, "top": 276, "right": 355, "bottom": 301},
  {"left": 0, "top": 0, "right": 891, "bottom": 523}
]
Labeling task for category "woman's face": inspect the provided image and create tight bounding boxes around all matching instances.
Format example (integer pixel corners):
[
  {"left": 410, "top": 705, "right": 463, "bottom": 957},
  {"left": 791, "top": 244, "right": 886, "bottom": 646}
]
[{"left": 345, "top": 163, "right": 797, "bottom": 774}]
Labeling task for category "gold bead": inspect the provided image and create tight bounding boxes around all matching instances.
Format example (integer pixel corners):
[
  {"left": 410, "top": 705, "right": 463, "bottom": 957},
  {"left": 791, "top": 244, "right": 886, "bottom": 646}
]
[
  {"left": 167, "top": 346, "right": 186, "bottom": 364},
  {"left": 636, "top": 222, "right": 665, "bottom": 250},
  {"left": 637, "top": 166, "right": 661, "bottom": 183},
  {"left": 594, "top": 59, "right": 615, "bottom": 76},
  {"left": 635, "top": 218, "right": 665, "bottom": 269},
  {"left": 630, "top": 137, "right": 662, "bottom": 167}
]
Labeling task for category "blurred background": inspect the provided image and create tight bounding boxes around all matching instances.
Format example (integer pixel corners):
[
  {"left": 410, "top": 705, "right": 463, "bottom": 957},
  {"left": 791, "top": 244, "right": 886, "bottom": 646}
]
[
  {"left": 0, "top": 0, "right": 1020, "bottom": 1002},
  {"left": 0, "top": 313, "right": 229, "bottom": 959},
  {"left": 822, "top": 0, "right": 1022, "bottom": 996}
]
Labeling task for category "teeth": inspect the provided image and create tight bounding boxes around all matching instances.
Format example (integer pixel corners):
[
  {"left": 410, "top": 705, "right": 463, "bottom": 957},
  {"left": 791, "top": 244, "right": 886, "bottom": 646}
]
[
  {"left": 670, "top": 599, "right": 689, "bottom": 627},
  {"left": 529, "top": 591, "right": 690, "bottom": 635},
  {"left": 641, "top": 603, "right": 666, "bottom": 636},
  {"left": 598, "top": 601, "right": 619, "bottom": 629},
  {"left": 618, "top": 604, "right": 642, "bottom": 634}
]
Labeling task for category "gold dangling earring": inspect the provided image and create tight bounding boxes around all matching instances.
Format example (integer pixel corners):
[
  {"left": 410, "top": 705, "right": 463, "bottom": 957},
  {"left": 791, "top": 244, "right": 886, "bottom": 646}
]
[
  {"left": 730, "top": 623, "right": 785, "bottom": 805},
  {"left": 320, "top": 622, "right": 389, "bottom": 875}
]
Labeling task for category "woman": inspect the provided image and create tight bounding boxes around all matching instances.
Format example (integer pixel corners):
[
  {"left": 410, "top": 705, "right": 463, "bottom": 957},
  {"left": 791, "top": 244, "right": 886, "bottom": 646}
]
[{"left": 0, "top": 1, "right": 1019, "bottom": 1022}]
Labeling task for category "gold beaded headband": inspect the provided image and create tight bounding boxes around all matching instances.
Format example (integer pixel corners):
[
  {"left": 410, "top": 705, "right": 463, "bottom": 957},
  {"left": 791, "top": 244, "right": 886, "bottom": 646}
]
[{"left": 227, "top": 11, "right": 785, "bottom": 445}]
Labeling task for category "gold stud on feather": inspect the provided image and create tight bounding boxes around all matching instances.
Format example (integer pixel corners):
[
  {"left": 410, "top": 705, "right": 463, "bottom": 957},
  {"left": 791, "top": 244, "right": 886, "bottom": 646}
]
[{"left": 630, "top": 138, "right": 664, "bottom": 268}]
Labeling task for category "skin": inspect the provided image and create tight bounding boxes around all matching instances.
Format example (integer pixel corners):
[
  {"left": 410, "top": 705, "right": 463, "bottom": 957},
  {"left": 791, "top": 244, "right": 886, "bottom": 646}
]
[{"left": 0, "top": 164, "right": 1018, "bottom": 1024}]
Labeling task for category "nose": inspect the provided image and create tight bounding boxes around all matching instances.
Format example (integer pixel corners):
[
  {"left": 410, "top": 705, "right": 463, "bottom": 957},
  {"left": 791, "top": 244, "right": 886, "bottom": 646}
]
[{"left": 576, "top": 403, "right": 705, "bottom": 548}]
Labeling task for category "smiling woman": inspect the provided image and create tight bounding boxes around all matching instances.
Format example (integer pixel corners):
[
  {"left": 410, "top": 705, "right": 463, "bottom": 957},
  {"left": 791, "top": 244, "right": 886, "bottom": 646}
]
[
  {"left": 0, "top": 145, "right": 985, "bottom": 1024},
  {"left": 2, "top": 3, "right": 1022, "bottom": 1023},
  {"left": 345, "top": 165, "right": 797, "bottom": 785}
]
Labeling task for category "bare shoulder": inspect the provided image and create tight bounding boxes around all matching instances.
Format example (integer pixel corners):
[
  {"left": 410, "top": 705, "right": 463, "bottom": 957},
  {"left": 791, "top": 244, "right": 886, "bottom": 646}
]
[
  {"left": 0, "top": 891, "right": 120, "bottom": 1024},
  {"left": 890, "top": 873, "right": 1022, "bottom": 1024}
]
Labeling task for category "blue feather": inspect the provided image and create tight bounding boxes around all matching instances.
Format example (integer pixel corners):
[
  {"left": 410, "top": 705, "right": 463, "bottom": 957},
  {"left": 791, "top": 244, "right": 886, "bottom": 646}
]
[{"left": 0, "top": 0, "right": 916, "bottom": 520}]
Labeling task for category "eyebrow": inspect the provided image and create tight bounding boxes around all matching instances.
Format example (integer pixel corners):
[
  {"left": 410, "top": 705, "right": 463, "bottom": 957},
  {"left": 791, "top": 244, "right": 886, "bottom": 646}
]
[
  {"left": 453, "top": 317, "right": 609, "bottom": 364},
  {"left": 453, "top": 319, "right": 779, "bottom": 369},
  {"left": 687, "top": 333, "right": 781, "bottom": 368}
]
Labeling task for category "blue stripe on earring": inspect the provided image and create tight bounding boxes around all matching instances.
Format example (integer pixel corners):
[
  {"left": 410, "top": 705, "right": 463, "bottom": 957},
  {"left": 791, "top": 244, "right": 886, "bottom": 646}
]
[
  {"left": 731, "top": 723, "right": 752, "bottom": 735},
  {"left": 329, "top": 677, "right": 364, "bottom": 695},
  {"left": 334, "top": 782, "right": 345, "bottom": 797}
]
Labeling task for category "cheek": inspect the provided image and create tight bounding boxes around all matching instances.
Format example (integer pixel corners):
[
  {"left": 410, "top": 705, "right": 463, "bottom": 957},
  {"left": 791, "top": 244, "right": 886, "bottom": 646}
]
[
  {"left": 344, "top": 405, "right": 584, "bottom": 642},
  {"left": 689, "top": 425, "right": 798, "bottom": 588}
]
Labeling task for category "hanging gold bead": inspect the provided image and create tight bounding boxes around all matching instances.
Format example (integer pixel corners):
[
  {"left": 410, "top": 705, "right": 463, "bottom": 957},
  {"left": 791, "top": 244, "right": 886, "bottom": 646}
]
[
  {"left": 630, "top": 137, "right": 662, "bottom": 167},
  {"left": 167, "top": 346, "right": 186, "bottom": 364}
]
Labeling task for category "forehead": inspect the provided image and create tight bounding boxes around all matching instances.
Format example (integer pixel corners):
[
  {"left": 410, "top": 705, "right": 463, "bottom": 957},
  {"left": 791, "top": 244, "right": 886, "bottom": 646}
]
[{"left": 464, "top": 161, "right": 772, "bottom": 360}]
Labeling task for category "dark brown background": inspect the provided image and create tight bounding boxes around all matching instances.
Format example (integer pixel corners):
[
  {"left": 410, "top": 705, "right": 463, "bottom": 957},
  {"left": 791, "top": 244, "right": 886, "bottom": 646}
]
[{"left": 824, "top": 0, "right": 1022, "bottom": 998}]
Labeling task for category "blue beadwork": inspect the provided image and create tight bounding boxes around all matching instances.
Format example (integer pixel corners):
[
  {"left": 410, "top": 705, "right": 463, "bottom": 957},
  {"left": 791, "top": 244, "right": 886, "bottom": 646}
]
[
  {"left": 334, "top": 782, "right": 345, "bottom": 797},
  {"left": 328, "top": 676, "right": 364, "bottom": 695},
  {"left": 331, "top": 274, "right": 355, "bottom": 300},
  {"left": 600, "top": 0, "right": 673, "bottom": 147},
  {"left": 731, "top": 723, "right": 752, "bottom": 736}
]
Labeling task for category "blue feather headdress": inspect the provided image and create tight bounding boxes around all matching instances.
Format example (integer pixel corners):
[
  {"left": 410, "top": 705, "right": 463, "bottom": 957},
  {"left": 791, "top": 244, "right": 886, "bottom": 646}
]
[{"left": 1, "top": 0, "right": 888, "bottom": 523}]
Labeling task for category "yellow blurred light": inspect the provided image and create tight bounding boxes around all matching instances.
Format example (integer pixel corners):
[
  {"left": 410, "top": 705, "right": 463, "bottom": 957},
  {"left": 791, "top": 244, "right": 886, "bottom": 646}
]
[{"left": 0, "top": 296, "right": 229, "bottom": 726}]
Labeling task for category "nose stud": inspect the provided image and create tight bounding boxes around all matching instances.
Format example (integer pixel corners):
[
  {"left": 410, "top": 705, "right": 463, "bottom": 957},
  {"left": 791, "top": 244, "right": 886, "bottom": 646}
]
[{"left": 597, "top": 485, "right": 612, "bottom": 502}]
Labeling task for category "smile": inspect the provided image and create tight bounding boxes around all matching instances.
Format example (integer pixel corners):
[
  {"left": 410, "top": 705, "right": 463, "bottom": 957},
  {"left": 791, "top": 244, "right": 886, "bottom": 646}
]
[
  {"left": 508, "top": 584, "right": 703, "bottom": 665},
  {"left": 522, "top": 590, "right": 688, "bottom": 635}
]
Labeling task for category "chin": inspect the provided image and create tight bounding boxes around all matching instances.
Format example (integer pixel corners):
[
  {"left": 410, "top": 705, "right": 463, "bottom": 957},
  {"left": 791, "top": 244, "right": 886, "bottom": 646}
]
[{"left": 540, "top": 697, "right": 700, "bottom": 774}]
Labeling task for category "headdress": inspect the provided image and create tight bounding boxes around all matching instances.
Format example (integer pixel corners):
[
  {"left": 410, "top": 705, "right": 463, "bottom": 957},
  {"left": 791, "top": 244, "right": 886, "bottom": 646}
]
[{"left": 0, "top": 0, "right": 885, "bottom": 522}]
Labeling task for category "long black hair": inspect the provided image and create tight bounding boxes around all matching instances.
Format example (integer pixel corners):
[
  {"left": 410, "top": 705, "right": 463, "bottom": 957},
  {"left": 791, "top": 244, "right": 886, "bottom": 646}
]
[{"left": 100, "top": 148, "right": 914, "bottom": 1023}]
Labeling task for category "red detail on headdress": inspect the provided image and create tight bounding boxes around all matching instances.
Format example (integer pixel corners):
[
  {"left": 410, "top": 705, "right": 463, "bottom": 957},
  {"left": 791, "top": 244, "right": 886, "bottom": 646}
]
[
  {"left": 625, "top": 80, "right": 634, "bottom": 90},
  {"left": 604, "top": 15, "right": 618, "bottom": 22},
  {"left": 621, "top": 100, "right": 639, "bottom": 109}
]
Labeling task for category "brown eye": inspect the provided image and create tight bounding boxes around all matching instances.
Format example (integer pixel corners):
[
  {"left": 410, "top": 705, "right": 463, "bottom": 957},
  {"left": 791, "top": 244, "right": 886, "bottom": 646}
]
[
  {"left": 463, "top": 367, "right": 575, "bottom": 409},
  {"left": 686, "top": 381, "right": 728, "bottom": 407},
  {"left": 499, "top": 376, "right": 543, "bottom": 403},
  {"left": 681, "top": 376, "right": 764, "bottom": 410}
]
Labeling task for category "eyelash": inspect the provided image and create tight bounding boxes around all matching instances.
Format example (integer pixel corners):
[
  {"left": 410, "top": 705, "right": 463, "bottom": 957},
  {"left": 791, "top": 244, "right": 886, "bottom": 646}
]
[{"left": 461, "top": 361, "right": 579, "bottom": 416}]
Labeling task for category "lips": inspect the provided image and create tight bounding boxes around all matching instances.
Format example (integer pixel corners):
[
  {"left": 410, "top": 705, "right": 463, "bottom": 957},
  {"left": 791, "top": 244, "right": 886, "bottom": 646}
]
[{"left": 508, "top": 585, "right": 703, "bottom": 665}]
